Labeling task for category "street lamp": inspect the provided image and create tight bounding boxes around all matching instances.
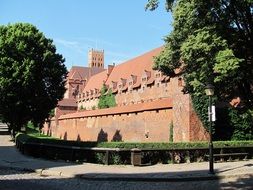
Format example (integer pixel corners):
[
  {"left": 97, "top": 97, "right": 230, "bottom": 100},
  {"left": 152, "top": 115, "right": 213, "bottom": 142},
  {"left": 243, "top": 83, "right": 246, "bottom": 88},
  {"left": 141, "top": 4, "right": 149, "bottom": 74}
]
[{"left": 205, "top": 84, "right": 214, "bottom": 174}]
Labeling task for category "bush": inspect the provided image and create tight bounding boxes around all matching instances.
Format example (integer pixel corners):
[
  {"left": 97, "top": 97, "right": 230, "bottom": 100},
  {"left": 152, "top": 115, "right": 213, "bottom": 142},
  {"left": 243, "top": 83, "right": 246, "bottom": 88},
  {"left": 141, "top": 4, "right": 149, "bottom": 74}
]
[
  {"left": 16, "top": 133, "right": 253, "bottom": 165},
  {"left": 215, "top": 107, "right": 253, "bottom": 140},
  {"left": 26, "top": 121, "right": 40, "bottom": 134},
  {"left": 16, "top": 133, "right": 253, "bottom": 149},
  {"left": 228, "top": 108, "right": 253, "bottom": 140},
  {"left": 95, "top": 152, "right": 105, "bottom": 164}
]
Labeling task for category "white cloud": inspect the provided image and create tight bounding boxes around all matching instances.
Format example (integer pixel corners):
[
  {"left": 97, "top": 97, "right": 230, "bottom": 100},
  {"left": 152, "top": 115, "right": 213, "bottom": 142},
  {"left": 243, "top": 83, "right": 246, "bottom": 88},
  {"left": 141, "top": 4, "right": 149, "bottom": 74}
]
[
  {"left": 54, "top": 38, "right": 89, "bottom": 54},
  {"left": 75, "top": 37, "right": 119, "bottom": 49}
]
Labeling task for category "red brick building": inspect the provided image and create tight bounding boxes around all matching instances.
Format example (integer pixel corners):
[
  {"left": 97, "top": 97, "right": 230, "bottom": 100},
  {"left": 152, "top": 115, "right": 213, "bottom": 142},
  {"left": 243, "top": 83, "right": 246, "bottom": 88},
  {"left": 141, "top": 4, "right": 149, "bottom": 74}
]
[{"left": 43, "top": 47, "right": 209, "bottom": 142}]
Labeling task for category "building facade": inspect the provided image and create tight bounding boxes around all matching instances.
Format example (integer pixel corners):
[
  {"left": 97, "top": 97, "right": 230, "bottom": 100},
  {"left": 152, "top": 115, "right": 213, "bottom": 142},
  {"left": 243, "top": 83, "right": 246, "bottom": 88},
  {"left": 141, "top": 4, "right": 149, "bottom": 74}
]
[{"left": 43, "top": 47, "right": 209, "bottom": 142}]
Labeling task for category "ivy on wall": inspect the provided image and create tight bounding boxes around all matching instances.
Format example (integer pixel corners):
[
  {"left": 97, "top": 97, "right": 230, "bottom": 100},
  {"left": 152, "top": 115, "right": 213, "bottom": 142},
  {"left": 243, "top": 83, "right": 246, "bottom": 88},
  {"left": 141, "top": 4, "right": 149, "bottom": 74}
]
[{"left": 98, "top": 84, "right": 116, "bottom": 109}]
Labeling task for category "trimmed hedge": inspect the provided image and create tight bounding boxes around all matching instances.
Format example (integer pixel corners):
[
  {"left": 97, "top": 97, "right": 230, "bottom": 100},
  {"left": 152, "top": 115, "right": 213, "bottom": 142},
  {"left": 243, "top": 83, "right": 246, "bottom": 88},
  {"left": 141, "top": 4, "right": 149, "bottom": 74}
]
[
  {"left": 16, "top": 133, "right": 253, "bottom": 165},
  {"left": 16, "top": 133, "right": 253, "bottom": 149}
]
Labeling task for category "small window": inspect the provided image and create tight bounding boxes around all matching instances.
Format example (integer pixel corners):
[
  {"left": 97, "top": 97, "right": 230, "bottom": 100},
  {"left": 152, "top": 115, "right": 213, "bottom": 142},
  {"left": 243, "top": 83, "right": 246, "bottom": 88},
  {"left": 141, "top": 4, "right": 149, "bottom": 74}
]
[{"left": 178, "top": 78, "right": 183, "bottom": 87}]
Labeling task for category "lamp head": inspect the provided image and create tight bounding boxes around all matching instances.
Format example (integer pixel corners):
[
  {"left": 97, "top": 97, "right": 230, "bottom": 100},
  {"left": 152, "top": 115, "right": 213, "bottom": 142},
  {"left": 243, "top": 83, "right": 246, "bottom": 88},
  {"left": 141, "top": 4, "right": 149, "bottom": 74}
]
[{"left": 205, "top": 84, "right": 214, "bottom": 96}]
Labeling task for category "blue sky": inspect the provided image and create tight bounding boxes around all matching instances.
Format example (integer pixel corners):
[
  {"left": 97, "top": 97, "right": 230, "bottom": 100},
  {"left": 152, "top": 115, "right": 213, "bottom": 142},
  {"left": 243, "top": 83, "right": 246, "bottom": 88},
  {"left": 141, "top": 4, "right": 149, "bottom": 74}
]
[{"left": 1, "top": 0, "right": 172, "bottom": 69}]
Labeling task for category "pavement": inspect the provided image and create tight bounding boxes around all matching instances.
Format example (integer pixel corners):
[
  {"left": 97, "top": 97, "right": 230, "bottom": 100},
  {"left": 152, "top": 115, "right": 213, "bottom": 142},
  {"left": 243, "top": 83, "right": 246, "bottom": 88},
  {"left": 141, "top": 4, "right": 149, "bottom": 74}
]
[{"left": 0, "top": 123, "right": 253, "bottom": 182}]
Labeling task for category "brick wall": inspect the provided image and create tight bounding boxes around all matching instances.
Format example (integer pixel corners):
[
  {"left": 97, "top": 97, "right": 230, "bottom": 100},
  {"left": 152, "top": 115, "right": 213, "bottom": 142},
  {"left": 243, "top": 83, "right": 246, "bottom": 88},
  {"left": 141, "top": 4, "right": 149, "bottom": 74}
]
[
  {"left": 116, "top": 81, "right": 171, "bottom": 106},
  {"left": 78, "top": 99, "right": 99, "bottom": 110},
  {"left": 46, "top": 108, "right": 173, "bottom": 142},
  {"left": 44, "top": 77, "right": 209, "bottom": 143}
]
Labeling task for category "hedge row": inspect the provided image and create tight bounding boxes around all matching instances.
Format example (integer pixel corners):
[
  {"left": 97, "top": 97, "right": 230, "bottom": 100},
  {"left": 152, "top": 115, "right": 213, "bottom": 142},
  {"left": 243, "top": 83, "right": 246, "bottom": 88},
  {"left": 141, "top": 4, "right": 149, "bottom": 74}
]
[
  {"left": 16, "top": 133, "right": 253, "bottom": 165},
  {"left": 16, "top": 133, "right": 253, "bottom": 150}
]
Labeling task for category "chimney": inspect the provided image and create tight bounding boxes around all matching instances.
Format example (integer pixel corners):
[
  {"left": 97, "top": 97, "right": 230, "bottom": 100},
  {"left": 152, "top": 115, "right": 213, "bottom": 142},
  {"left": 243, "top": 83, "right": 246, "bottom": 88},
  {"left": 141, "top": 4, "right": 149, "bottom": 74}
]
[{"left": 107, "top": 64, "right": 115, "bottom": 76}]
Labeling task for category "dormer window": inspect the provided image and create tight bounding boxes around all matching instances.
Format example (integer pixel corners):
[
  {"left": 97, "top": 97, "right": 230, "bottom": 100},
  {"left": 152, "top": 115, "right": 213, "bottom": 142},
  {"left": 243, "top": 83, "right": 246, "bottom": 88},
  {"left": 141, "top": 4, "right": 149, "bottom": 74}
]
[
  {"left": 155, "top": 73, "right": 161, "bottom": 78},
  {"left": 142, "top": 77, "right": 147, "bottom": 82},
  {"left": 111, "top": 81, "right": 117, "bottom": 89},
  {"left": 130, "top": 75, "right": 137, "bottom": 84},
  {"left": 141, "top": 70, "right": 151, "bottom": 83},
  {"left": 120, "top": 78, "right": 127, "bottom": 87}
]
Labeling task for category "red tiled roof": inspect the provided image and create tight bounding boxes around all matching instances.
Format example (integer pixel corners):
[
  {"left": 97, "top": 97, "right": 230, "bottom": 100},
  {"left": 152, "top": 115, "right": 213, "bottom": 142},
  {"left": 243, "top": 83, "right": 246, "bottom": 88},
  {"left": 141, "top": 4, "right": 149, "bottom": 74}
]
[
  {"left": 81, "top": 47, "right": 163, "bottom": 95},
  {"left": 82, "top": 70, "right": 108, "bottom": 93},
  {"left": 105, "top": 47, "right": 163, "bottom": 87},
  {"left": 68, "top": 66, "right": 105, "bottom": 80},
  {"left": 59, "top": 97, "right": 172, "bottom": 119},
  {"left": 58, "top": 98, "right": 77, "bottom": 107}
]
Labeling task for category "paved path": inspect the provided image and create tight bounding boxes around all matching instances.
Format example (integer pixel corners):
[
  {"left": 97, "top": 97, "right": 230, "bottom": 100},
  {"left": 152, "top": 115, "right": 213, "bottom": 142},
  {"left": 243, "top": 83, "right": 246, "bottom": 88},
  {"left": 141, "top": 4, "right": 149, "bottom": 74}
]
[{"left": 0, "top": 124, "right": 253, "bottom": 189}]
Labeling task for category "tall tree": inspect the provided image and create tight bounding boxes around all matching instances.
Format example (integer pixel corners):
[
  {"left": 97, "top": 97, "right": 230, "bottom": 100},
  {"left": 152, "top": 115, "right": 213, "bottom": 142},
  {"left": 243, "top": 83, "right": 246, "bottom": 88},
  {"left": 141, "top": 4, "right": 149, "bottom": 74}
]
[
  {"left": 0, "top": 23, "right": 67, "bottom": 136},
  {"left": 146, "top": 0, "right": 253, "bottom": 139}
]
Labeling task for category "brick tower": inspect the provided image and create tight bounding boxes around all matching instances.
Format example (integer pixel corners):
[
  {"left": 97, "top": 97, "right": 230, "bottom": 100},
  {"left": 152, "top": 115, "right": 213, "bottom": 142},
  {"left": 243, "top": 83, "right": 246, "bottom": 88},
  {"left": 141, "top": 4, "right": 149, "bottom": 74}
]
[{"left": 88, "top": 49, "right": 104, "bottom": 68}]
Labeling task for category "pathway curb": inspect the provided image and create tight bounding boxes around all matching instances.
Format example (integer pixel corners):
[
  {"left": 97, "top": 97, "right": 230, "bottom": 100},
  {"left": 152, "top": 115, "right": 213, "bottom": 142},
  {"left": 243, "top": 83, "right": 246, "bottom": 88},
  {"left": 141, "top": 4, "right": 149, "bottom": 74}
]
[{"left": 1, "top": 163, "right": 252, "bottom": 182}]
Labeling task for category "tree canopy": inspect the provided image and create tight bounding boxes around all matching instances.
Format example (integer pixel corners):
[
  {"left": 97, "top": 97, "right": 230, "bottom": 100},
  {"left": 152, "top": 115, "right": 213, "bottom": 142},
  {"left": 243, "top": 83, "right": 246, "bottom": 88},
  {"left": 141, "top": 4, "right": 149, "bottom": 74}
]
[
  {"left": 146, "top": 0, "right": 253, "bottom": 139},
  {"left": 0, "top": 23, "right": 67, "bottom": 134}
]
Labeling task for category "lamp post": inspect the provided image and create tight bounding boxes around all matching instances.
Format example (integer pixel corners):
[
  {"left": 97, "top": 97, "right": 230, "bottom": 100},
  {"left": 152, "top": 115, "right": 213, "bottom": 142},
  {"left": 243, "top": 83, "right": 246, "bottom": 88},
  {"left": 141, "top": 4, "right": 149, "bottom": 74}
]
[{"left": 205, "top": 84, "right": 214, "bottom": 174}]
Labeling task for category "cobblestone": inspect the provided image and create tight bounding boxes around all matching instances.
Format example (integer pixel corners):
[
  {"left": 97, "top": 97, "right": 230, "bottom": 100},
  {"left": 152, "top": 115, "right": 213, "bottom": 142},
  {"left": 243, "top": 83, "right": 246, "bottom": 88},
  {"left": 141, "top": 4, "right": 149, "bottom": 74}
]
[
  {"left": 0, "top": 125, "right": 253, "bottom": 190},
  {"left": 1, "top": 166, "right": 253, "bottom": 190}
]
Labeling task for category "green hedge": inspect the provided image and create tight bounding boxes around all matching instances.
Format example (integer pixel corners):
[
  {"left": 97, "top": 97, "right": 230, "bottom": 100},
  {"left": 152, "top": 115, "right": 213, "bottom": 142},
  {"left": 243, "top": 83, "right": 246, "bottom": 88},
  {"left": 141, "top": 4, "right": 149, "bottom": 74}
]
[
  {"left": 16, "top": 133, "right": 253, "bottom": 150},
  {"left": 16, "top": 133, "right": 253, "bottom": 165}
]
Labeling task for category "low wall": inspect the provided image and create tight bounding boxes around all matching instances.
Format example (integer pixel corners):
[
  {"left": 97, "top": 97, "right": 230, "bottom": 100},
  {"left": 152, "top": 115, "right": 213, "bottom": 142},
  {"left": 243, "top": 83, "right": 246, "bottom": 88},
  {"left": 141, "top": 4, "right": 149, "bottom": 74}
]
[
  {"left": 43, "top": 97, "right": 209, "bottom": 143},
  {"left": 50, "top": 109, "right": 173, "bottom": 142},
  {"left": 43, "top": 98, "right": 174, "bottom": 142}
]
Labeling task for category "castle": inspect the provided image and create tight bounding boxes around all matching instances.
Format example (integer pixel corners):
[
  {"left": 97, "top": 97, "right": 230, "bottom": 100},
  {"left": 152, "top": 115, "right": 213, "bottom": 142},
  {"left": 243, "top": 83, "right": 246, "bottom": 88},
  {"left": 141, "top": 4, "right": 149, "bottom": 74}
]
[{"left": 43, "top": 47, "right": 209, "bottom": 142}]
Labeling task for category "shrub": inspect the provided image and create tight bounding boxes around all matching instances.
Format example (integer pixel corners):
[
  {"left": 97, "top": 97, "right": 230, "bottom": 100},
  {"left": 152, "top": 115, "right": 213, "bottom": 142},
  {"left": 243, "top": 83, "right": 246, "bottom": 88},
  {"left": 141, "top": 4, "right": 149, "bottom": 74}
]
[
  {"left": 95, "top": 152, "right": 105, "bottom": 164},
  {"left": 16, "top": 133, "right": 253, "bottom": 165},
  {"left": 228, "top": 108, "right": 253, "bottom": 140}
]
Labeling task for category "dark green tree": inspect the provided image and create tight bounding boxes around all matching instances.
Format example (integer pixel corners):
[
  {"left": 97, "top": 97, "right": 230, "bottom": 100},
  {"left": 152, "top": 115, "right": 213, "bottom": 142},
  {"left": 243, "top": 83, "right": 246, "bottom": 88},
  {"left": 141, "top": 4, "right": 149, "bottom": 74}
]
[
  {"left": 98, "top": 84, "right": 116, "bottom": 109},
  {"left": 0, "top": 23, "right": 67, "bottom": 136},
  {"left": 146, "top": 0, "right": 253, "bottom": 139}
]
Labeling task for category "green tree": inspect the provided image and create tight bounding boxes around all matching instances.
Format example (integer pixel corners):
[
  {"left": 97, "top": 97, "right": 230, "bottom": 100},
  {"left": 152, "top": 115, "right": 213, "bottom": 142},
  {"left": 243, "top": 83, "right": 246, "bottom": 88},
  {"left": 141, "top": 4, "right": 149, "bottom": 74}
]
[
  {"left": 146, "top": 0, "right": 253, "bottom": 139},
  {"left": 98, "top": 84, "right": 116, "bottom": 109},
  {"left": 0, "top": 23, "right": 67, "bottom": 136}
]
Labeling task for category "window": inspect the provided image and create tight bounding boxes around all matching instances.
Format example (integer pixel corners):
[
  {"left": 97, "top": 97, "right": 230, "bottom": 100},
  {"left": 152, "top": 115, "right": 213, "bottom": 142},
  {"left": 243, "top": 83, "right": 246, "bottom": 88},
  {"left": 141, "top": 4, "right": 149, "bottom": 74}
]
[
  {"left": 142, "top": 77, "right": 146, "bottom": 82},
  {"left": 178, "top": 78, "right": 183, "bottom": 87}
]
